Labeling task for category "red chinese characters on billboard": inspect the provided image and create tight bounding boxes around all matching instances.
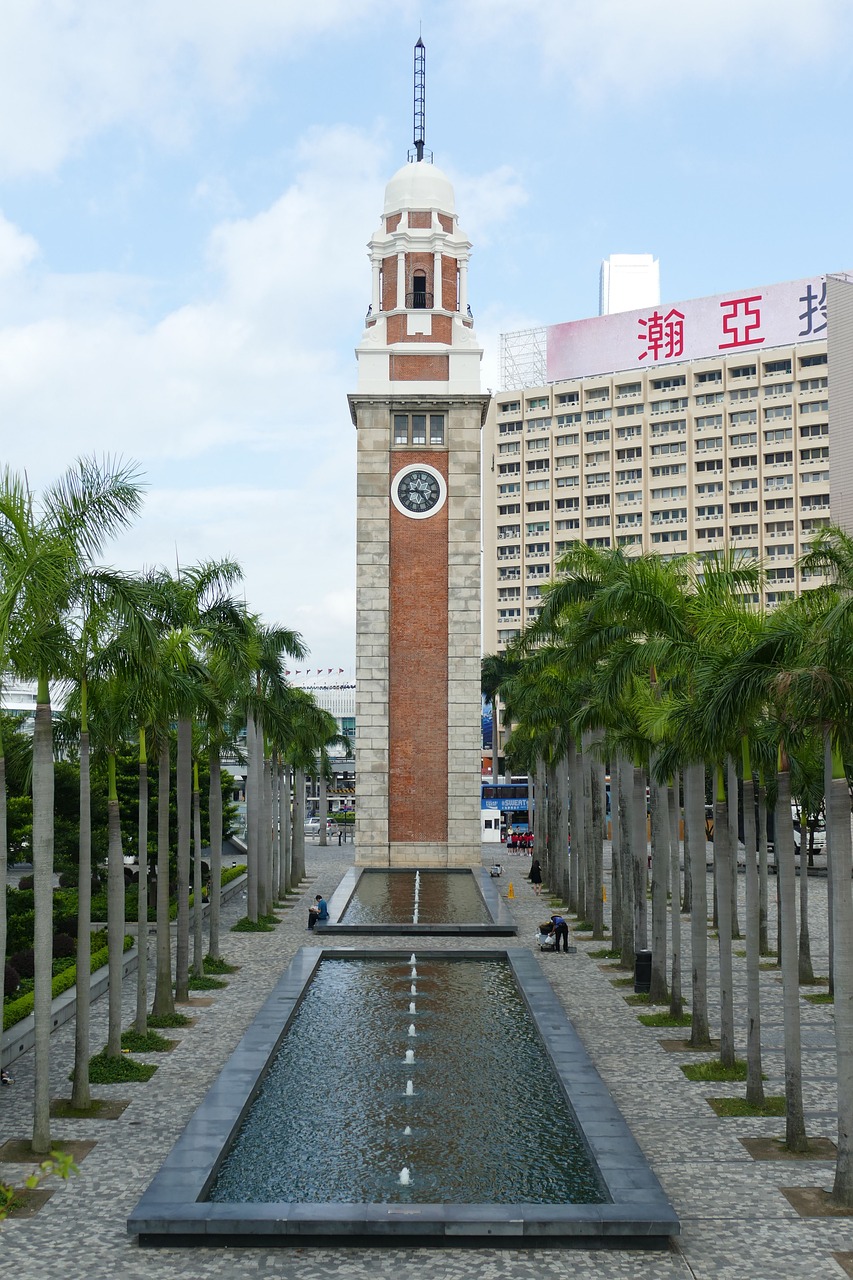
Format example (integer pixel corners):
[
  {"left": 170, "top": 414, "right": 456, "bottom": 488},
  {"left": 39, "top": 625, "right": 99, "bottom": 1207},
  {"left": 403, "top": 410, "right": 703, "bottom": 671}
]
[
  {"left": 719, "top": 295, "right": 764, "bottom": 349},
  {"left": 637, "top": 308, "right": 685, "bottom": 361},
  {"left": 545, "top": 275, "right": 828, "bottom": 383}
]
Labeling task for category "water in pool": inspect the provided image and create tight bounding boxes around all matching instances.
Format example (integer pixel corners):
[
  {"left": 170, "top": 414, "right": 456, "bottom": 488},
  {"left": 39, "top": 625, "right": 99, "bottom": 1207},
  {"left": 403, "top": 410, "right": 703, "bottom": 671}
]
[
  {"left": 209, "top": 956, "right": 606, "bottom": 1205},
  {"left": 340, "top": 870, "right": 491, "bottom": 925}
]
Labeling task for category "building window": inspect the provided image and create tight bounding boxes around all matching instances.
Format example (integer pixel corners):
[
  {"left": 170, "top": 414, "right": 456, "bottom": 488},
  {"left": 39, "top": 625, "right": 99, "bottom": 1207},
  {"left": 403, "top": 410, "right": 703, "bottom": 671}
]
[
  {"left": 393, "top": 412, "right": 445, "bottom": 447},
  {"left": 730, "top": 364, "right": 757, "bottom": 380},
  {"left": 526, "top": 500, "right": 550, "bottom": 513},
  {"left": 651, "top": 462, "right": 687, "bottom": 477},
  {"left": 695, "top": 369, "right": 722, "bottom": 384},
  {"left": 651, "top": 374, "right": 686, "bottom": 391},
  {"left": 763, "top": 358, "right": 792, "bottom": 376},
  {"left": 799, "top": 353, "right": 827, "bottom": 368},
  {"left": 499, "top": 401, "right": 521, "bottom": 414}
]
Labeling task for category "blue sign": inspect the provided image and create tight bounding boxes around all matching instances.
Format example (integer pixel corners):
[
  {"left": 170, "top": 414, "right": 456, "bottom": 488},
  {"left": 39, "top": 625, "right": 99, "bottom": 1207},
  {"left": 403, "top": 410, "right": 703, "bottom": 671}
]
[{"left": 482, "top": 798, "right": 528, "bottom": 811}]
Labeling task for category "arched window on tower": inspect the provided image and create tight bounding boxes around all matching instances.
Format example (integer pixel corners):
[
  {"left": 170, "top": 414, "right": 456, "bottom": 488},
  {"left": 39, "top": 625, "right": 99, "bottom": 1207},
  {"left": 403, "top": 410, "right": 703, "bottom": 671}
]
[{"left": 410, "top": 270, "right": 430, "bottom": 309}]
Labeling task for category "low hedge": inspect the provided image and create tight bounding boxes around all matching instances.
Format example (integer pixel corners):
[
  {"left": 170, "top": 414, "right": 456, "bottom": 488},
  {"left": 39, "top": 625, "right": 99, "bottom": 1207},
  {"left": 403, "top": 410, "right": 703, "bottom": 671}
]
[
  {"left": 168, "top": 863, "right": 247, "bottom": 921},
  {"left": 3, "top": 935, "right": 133, "bottom": 1032}
]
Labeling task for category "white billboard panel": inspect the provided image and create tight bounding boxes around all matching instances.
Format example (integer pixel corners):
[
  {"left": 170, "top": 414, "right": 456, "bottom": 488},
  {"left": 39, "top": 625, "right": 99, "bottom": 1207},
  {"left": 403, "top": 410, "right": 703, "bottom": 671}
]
[{"left": 546, "top": 276, "right": 827, "bottom": 383}]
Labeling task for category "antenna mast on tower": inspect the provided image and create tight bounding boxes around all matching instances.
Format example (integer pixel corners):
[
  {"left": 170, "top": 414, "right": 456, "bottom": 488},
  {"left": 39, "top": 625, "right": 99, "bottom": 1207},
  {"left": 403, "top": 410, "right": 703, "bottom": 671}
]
[{"left": 413, "top": 36, "right": 426, "bottom": 161}]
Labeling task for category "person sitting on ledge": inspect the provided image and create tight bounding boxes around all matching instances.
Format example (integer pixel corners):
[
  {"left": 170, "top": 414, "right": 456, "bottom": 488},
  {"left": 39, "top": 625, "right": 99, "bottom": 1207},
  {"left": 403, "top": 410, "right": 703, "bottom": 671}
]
[{"left": 308, "top": 895, "right": 329, "bottom": 930}]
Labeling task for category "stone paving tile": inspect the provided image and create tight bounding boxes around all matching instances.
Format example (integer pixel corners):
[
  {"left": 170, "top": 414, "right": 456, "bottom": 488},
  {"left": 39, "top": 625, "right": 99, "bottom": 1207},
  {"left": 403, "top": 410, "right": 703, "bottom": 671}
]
[{"left": 0, "top": 842, "right": 848, "bottom": 1280}]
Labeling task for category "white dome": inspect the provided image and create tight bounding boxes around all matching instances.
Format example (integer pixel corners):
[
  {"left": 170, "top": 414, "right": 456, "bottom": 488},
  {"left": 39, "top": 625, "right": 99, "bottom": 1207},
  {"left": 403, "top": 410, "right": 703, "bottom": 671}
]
[{"left": 383, "top": 161, "right": 456, "bottom": 217}]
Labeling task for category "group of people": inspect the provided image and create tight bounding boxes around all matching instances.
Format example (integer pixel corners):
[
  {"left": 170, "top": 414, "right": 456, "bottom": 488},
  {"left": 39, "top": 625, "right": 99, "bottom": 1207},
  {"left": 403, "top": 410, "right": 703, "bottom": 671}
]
[{"left": 506, "top": 830, "right": 534, "bottom": 851}]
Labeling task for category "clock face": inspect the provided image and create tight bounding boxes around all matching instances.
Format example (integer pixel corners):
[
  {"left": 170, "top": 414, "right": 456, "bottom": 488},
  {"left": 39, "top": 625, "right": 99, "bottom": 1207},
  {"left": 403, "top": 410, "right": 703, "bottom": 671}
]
[{"left": 391, "top": 464, "right": 447, "bottom": 519}]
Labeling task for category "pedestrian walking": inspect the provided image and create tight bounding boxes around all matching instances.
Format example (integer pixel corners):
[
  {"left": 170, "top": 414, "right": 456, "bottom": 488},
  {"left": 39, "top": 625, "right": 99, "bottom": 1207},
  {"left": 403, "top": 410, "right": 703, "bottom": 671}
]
[{"left": 528, "top": 858, "right": 542, "bottom": 895}]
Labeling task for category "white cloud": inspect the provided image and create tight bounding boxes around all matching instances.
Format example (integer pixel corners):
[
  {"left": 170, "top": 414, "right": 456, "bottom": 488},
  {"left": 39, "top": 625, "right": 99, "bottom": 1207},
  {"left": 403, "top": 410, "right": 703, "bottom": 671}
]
[
  {"left": 0, "top": 213, "right": 38, "bottom": 277},
  {"left": 0, "top": 0, "right": 385, "bottom": 176},
  {"left": 0, "top": 124, "right": 390, "bottom": 661},
  {"left": 456, "top": 0, "right": 850, "bottom": 99},
  {"left": 452, "top": 165, "right": 528, "bottom": 248}
]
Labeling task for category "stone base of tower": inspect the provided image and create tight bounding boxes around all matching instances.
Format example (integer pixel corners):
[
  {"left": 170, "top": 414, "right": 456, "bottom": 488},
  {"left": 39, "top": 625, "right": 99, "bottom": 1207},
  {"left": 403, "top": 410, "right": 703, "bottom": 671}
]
[{"left": 355, "top": 839, "right": 481, "bottom": 868}]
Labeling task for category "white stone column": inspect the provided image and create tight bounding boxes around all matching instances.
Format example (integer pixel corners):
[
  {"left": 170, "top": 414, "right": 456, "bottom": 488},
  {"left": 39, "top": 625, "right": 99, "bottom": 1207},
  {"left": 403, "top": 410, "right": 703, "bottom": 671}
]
[
  {"left": 459, "top": 259, "right": 469, "bottom": 313},
  {"left": 371, "top": 257, "right": 381, "bottom": 312},
  {"left": 433, "top": 251, "right": 442, "bottom": 308}
]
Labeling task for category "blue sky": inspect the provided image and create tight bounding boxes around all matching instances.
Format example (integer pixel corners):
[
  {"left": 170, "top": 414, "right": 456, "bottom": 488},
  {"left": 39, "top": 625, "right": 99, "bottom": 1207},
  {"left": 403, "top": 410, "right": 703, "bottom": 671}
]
[{"left": 1, "top": 0, "right": 851, "bottom": 671}]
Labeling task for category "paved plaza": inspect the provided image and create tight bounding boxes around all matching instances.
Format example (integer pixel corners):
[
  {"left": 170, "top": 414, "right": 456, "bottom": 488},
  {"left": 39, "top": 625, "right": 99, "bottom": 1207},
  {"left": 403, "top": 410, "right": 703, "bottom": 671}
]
[{"left": 0, "top": 843, "right": 850, "bottom": 1279}]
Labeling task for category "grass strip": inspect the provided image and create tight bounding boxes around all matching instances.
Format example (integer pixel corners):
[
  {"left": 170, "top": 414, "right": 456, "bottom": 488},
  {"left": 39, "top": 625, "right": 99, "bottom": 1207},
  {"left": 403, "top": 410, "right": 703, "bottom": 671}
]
[
  {"left": 120, "top": 1029, "right": 175, "bottom": 1053},
  {"left": 804, "top": 992, "right": 834, "bottom": 1005},
  {"left": 147, "top": 1011, "right": 192, "bottom": 1029},
  {"left": 638, "top": 1011, "right": 693, "bottom": 1027},
  {"left": 203, "top": 956, "right": 238, "bottom": 975},
  {"left": 187, "top": 975, "right": 227, "bottom": 991},
  {"left": 81, "top": 1052, "right": 157, "bottom": 1084},
  {"left": 707, "top": 1095, "right": 786, "bottom": 1117},
  {"left": 681, "top": 1059, "right": 750, "bottom": 1082}
]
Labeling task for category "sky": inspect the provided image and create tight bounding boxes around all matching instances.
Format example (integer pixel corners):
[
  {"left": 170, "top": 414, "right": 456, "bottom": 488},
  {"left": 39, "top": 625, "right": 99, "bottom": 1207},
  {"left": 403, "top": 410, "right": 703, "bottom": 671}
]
[{"left": 1, "top": 0, "right": 852, "bottom": 674}]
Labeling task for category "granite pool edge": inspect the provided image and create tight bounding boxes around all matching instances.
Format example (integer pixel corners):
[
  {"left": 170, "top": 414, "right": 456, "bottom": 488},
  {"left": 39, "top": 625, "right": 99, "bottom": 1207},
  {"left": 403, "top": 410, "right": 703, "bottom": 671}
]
[{"left": 127, "top": 946, "right": 679, "bottom": 1247}]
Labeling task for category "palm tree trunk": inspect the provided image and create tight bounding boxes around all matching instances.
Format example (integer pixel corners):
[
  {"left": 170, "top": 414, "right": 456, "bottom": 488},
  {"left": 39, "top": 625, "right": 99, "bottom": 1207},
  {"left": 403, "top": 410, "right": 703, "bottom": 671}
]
[
  {"left": 714, "top": 764, "right": 736, "bottom": 1068},
  {"left": 610, "top": 765, "right": 622, "bottom": 958},
  {"left": 270, "top": 757, "right": 279, "bottom": 901},
  {"left": 152, "top": 741, "right": 175, "bottom": 1018},
  {"left": 134, "top": 729, "right": 148, "bottom": 1036},
  {"left": 617, "top": 756, "right": 635, "bottom": 969},
  {"left": 798, "top": 815, "right": 815, "bottom": 983},
  {"left": 245, "top": 710, "right": 259, "bottom": 922},
  {"left": 776, "top": 761, "right": 808, "bottom": 1151},
  {"left": 758, "top": 780, "right": 770, "bottom": 955},
  {"left": 276, "top": 761, "right": 287, "bottom": 901},
  {"left": 545, "top": 759, "right": 559, "bottom": 889},
  {"left": 280, "top": 764, "right": 292, "bottom": 897},
  {"left": 291, "top": 766, "right": 307, "bottom": 883},
  {"left": 555, "top": 753, "right": 570, "bottom": 906},
  {"left": 828, "top": 740, "right": 853, "bottom": 1204},
  {"left": 573, "top": 747, "right": 589, "bottom": 926},
  {"left": 208, "top": 746, "right": 223, "bottom": 961},
  {"left": 591, "top": 753, "right": 605, "bottom": 939},
  {"left": 685, "top": 762, "right": 711, "bottom": 1047},
  {"left": 175, "top": 716, "right": 192, "bottom": 1002},
  {"left": 741, "top": 744, "right": 764, "bottom": 1108},
  {"left": 106, "top": 752, "right": 124, "bottom": 1058},
  {"left": 648, "top": 761, "right": 668, "bottom": 1003},
  {"left": 192, "top": 762, "right": 203, "bottom": 978},
  {"left": 681, "top": 778, "right": 692, "bottom": 916},
  {"left": 668, "top": 775, "right": 683, "bottom": 1018},
  {"left": 727, "top": 755, "right": 741, "bottom": 940},
  {"left": 260, "top": 744, "right": 272, "bottom": 915},
  {"left": 825, "top": 748, "right": 834, "bottom": 1000},
  {"left": 319, "top": 769, "right": 328, "bottom": 848},
  {"left": 567, "top": 739, "right": 581, "bottom": 915},
  {"left": 72, "top": 724, "right": 92, "bottom": 1106},
  {"left": 632, "top": 764, "right": 648, "bottom": 951},
  {"left": 32, "top": 676, "right": 54, "bottom": 1154},
  {"left": 535, "top": 757, "right": 547, "bottom": 880}
]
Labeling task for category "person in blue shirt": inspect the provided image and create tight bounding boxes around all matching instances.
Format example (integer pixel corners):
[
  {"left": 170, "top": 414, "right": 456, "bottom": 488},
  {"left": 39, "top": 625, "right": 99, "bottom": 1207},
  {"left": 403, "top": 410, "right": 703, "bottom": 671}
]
[
  {"left": 308, "top": 895, "right": 329, "bottom": 930},
  {"left": 548, "top": 913, "right": 570, "bottom": 952}
]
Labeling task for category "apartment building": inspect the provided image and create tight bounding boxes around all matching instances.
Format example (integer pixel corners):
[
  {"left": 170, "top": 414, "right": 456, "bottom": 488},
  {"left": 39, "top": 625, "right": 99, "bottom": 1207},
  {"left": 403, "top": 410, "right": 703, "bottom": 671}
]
[{"left": 484, "top": 273, "right": 850, "bottom": 654}]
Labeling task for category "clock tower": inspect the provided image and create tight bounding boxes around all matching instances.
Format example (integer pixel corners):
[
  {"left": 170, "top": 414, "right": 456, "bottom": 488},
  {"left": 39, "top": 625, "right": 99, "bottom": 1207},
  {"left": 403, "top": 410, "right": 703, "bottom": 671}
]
[{"left": 348, "top": 40, "right": 488, "bottom": 868}]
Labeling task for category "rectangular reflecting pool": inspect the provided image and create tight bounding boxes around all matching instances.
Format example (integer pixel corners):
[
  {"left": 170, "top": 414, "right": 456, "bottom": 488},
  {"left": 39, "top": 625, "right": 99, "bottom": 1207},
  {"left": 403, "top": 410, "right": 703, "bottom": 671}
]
[
  {"left": 128, "top": 949, "right": 680, "bottom": 1247},
  {"left": 320, "top": 868, "right": 516, "bottom": 936}
]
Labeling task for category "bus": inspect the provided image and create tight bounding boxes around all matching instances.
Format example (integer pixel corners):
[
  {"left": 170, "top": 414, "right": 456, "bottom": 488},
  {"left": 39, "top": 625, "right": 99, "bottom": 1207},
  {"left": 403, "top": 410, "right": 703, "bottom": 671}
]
[{"left": 481, "top": 782, "right": 531, "bottom": 842}]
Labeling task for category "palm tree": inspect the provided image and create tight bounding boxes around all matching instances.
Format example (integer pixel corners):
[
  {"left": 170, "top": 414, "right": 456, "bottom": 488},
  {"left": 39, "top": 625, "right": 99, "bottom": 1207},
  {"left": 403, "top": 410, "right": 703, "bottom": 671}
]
[{"left": 0, "top": 457, "right": 143, "bottom": 1152}]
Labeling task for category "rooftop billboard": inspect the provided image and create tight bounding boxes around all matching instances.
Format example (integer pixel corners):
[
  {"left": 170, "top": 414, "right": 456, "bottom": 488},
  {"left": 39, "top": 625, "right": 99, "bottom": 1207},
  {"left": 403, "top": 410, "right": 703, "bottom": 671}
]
[{"left": 545, "top": 276, "right": 827, "bottom": 383}]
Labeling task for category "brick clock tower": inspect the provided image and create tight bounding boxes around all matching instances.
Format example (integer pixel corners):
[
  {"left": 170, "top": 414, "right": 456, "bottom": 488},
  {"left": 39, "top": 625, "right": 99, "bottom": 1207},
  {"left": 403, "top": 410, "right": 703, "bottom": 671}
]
[{"left": 348, "top": 42, "right": 488, "bottom": 868}]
